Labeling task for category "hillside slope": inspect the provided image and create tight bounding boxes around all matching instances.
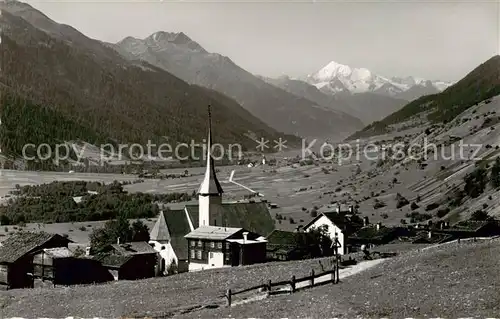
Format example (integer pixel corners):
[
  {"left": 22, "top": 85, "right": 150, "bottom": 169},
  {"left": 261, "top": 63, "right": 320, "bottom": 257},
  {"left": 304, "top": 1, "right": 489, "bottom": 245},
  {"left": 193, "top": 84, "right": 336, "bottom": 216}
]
[
  {"left": 348, "top": 55, "right": 500, "bottom": 140},
  {"left": 262, "top": 76, "right": 408, "bottom": 125},
  {"left": 0, "top": 1, "right": 295, "bottom": 159},
  {"left": 111, "top": 32, "right": 364, "bottom": 140},
  {"left": 192, "top": 239, "right": 500, "bottom": 318}
]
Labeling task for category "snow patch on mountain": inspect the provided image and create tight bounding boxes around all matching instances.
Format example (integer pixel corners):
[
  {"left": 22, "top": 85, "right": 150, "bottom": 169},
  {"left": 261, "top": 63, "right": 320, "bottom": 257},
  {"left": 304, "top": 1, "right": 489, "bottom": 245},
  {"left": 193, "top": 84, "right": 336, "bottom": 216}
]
[{"left": 307, "top": 60, "right": 453, "bottom": 99}]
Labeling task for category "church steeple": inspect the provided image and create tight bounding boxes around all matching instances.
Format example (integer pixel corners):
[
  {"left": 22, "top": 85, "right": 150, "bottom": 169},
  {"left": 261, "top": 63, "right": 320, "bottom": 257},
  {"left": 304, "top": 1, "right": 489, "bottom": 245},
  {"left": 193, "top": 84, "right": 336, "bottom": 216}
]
[{"left": 197, "top": 105, "right": 223, "bottom": 227}]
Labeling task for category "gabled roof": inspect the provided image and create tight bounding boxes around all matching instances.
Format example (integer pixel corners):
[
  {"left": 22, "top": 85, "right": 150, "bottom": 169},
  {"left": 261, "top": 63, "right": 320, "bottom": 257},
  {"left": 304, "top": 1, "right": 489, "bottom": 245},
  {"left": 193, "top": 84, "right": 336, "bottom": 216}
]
[
  {"left": 150, "top": 209, "right": 195, "bottom": 260},
  {"left": 185, "top": 226, "right": 242, "bottom": 240},
  {"left": 110, "top": 242, "right": 157, "bottom": 255},
  {"left": 304, "top": 211, "right": 363, "bottom": 235},
  {"left": 266, "top": 230, "right": 299, "bottom": 246},
  {"left": 149, "top": 211, "right": 171, "bottom": 242},
  {"left": 185, "top": 202, "right": 274, "bottom": 236},
  {"left": 0, "top": 232, "right": 71, "bottom": 263},
  {"left": 94, "top": 253, "right": 132, "bottom": 268}
]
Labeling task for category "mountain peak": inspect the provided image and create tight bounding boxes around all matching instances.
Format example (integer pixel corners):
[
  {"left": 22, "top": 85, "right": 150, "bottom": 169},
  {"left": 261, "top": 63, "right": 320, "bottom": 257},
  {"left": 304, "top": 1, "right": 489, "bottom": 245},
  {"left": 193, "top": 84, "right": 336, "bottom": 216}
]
[
  {"left": 145, "top": 31, "right": 206, "bottom": 52},
  {"left": 307, "top": 59, "right": 453, "bottom": 99}
]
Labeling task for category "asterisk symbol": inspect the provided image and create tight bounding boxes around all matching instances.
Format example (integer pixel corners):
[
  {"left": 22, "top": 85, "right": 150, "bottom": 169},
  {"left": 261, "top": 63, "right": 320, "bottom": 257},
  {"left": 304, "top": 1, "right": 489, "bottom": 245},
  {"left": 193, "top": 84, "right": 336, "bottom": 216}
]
[
  {"left": 273, "top": 138, "right": 287, "bottom": 151},
  {"left": 255, "top": 138, "right": 269, "bottom": 151}
]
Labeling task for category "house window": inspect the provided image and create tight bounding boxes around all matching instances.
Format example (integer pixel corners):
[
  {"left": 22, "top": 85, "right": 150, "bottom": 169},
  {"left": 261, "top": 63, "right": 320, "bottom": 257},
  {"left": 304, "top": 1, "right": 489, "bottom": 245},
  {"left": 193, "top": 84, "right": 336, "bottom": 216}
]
[
  {"left": 209, "top": 252, "right": 214, "bottom": 258},
  {"left": 190, "top": 241, "right": 195, "bottom": 247},
  {"left": 210, "top": 241, "right": 215, "bottom": 248},
  {"left": 217, "top": 242, "right": 223, "bottom": 249},
  {"left": 190, "top": 250, "right": 195, "bottom": 259},
  {"left": 226, "top": 242, "right": 230, "bottom": 249},
  {"left": 197, "top": 250, "right": 202, "bottom": 259},
  {"left": 197, "top": 240, "right": 202, "bottom": 247}
]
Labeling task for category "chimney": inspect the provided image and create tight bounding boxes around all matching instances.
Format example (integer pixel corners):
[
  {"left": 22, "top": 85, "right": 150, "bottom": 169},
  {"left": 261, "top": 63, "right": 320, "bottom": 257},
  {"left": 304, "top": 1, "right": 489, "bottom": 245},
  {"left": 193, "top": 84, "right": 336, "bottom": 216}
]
[
  {"left": 428, "top": 231, "right": 432, "bottom": 239},
  {"left": 117, "top": 237, "right": 120, "bottom": 245},
  {"left": 85, "top": 247, "right": 91, "bottom": 256},
  {"left": 363, "top": 216, "right": 369, "bottom": 227},
  {"left": 242, "top": 232, "right": 248, "bottom": 243},
  {"left": 376, "top": 223, "right": 381, "bottom": 231}
]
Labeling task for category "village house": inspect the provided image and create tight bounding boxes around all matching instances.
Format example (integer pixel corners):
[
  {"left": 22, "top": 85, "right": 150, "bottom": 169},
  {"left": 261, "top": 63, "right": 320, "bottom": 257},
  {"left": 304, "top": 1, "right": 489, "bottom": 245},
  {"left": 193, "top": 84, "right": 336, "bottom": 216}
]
[
  {"left": 349, "top": 223, "right": 409, "bottom": 249},
  {"left": 96, "top": 241, "right": 158, "bottom": 280},
  {"left": 149, "top": 106, "right": 274, "bottom": 273},
  {"left": 432, "top": 219, "right": 500, "bottom": 239},
  {"left": 303, "top": 206, "right": 365, "bottom": 255},
  {"left": 0, "top": 232, "right": 72, "bottom": 290},
  {"left": 265, "top": 229, "right": 303, "bottom": 261},
  {"left": 185, "top": 226, "right": 266, "bottom": 271},
  {"left": 32, "top": 247, "right": 112, "bottom": 287}
]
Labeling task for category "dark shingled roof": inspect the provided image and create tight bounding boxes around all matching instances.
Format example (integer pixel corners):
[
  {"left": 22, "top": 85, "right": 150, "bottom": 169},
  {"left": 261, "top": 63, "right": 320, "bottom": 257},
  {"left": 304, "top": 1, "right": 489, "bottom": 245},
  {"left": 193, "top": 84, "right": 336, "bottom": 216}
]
[
  {"left": 0, "top": 232, "right": 71, "bottom": 263},
  {"left": 266, "top": 230, "right": 299, "bottom": 246},
  {"left": 94, "top": 253, "right": 132, "bottom": 268},
  {"left": 110, "top": 242, "right": 157, "bottom": 255},
  {"left": 185, "top": 202, "right": 275, "bottom": 236}
]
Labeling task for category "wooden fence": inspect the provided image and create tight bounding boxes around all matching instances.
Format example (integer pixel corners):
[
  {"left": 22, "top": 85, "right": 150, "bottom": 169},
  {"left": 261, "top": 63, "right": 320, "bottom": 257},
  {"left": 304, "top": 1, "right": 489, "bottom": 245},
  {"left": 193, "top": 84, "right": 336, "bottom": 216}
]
[{"left": 225, "top": 266, "right": 339, "bottom": 307}]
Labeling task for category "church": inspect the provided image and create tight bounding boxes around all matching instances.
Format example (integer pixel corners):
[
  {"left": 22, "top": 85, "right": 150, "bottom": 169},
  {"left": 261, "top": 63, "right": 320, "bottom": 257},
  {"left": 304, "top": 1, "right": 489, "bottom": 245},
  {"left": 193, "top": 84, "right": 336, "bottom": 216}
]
[{"left": 149, "top": 106, "right": 274, "bottom": 274}]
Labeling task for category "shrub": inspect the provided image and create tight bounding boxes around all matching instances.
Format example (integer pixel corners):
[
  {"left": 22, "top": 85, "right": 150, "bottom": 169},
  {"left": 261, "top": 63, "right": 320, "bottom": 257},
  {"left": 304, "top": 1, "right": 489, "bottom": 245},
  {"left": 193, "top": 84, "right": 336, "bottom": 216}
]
[
  {"left": 78, "top": 226, "right": 87, "bottom": 231},
  {"left": 381, "top": 213, "right": 389, "bottom": 219},
  {"left": 436, "top": 208, "right": 450, "bottom": 218},
  {"left": 396, "top": 193, "right": 409, "bottom": 208},
  {"left": 470, "top": 210, "right": 493, "bottom": 221},
  {"left": 373, "top": 199, "right": 386, "bottom": 209}
]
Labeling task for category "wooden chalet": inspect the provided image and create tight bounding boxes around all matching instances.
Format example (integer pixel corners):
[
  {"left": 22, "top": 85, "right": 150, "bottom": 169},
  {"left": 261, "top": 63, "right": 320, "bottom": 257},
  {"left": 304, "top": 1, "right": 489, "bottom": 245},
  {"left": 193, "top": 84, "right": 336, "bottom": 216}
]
[
  {"left": 349, "top": 223, "right": 409, "bottom": 249},
  {"left": 184, "top": 226, "right": 267, "bottom": 271},
  {"left": 265, "top": 229, "right": 303, "bottom": 261},
  {"left": 32, "top": 247, "right": 112, "bottom": 287},
  {"left": 95, "top": 241, "right": 158, "bottom": 280},
  {"left": 0, "top": 232, "right": 71, "bottom": 290}
]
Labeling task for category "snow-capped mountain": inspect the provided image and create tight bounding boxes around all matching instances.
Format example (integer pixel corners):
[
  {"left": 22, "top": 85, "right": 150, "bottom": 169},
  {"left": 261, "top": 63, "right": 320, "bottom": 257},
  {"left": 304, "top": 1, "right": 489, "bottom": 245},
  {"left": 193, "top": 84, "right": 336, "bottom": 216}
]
[{"left": 307, "top": 60, "right": 453, "bottom": 100}]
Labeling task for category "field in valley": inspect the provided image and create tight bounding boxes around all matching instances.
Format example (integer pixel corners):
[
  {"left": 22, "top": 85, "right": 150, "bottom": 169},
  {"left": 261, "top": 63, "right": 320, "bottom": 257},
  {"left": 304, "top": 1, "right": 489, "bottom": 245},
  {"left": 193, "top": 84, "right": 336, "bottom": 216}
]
[{"left": 1, "top": 96, "right": 500, "bottom": 245}]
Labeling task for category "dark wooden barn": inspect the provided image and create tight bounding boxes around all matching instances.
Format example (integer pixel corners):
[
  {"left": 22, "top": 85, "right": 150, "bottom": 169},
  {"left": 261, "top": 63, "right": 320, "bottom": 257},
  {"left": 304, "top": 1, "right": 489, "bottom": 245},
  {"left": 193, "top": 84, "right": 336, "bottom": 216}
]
[
  {"left": 0, "top": 232, "right": 71, "bottom": 290},
  {"left": 32, "top": 247, "right": 113, "bottom": 287},
  {"left": 95, "top": 242, "right": 158, "bottom": 281}
]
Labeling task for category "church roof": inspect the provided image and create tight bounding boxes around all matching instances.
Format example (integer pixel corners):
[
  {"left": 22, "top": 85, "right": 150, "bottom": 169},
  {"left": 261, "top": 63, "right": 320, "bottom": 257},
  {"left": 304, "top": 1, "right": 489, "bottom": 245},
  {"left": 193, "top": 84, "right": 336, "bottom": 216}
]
[
  {"left": 197, "top": 105, "right": 223, "bottom": 196},
  {"left": 149, "top": 210, "right": 171, "bottom": 242},
  {"left": 197, "top": 156, "right": 223, "bottom": 195},
  {"left": 185, "top": 202, "right": 275, "bottom": 237},
  {"left": 150, "top": 209, "right": 194, "bottom": 260}
]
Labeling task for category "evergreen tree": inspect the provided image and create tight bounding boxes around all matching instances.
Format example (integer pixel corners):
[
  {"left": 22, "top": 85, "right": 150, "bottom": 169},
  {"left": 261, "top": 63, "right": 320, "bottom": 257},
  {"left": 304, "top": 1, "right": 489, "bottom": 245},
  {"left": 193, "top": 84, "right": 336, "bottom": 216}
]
[
  {"left": 490, "top": 157, "right": 500, "bottom": 188},
  {"left": 464, "top": 167, "right": 488, "bottom": 198}
]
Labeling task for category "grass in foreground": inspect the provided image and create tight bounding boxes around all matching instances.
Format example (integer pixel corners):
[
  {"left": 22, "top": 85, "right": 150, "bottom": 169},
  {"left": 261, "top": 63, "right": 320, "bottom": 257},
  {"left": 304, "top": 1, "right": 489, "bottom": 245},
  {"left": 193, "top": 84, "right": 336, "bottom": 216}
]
[{"left": 184, "top": 239, "right": 500, "bottom": 318}]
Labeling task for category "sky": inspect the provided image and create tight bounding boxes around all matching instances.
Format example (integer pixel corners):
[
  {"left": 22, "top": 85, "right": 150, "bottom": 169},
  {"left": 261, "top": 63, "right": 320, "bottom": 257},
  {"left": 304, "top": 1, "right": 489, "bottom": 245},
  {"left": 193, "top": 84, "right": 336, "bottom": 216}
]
[{"left": 25, "top": 0, "right": 499, "bottom": 82}]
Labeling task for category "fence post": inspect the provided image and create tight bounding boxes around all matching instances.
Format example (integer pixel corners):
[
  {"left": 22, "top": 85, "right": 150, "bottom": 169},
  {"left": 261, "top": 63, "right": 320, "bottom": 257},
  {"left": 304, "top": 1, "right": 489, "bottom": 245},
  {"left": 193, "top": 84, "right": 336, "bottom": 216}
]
[
  {"left": 310, "top": 269, "right": 314, "bottom": 286},
  {"left": 268, "top": 279, "right": 272, "bottom": 292},
  {"left": 226, "top": 289, "right": 231, "bottom": 307},
  {"left": 291, "top": 275, "right": 296, "bottom": 293},
  {"left": 332, "top": 266, "right": 336, "bottom": 284}
]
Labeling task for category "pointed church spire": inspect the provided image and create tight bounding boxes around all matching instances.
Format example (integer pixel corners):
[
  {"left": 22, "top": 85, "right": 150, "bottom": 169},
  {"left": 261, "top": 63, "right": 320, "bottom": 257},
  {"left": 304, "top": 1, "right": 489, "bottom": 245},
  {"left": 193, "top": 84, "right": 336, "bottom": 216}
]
[{"left": 197, "top": 105, "right": 223, "bottom": 196}]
